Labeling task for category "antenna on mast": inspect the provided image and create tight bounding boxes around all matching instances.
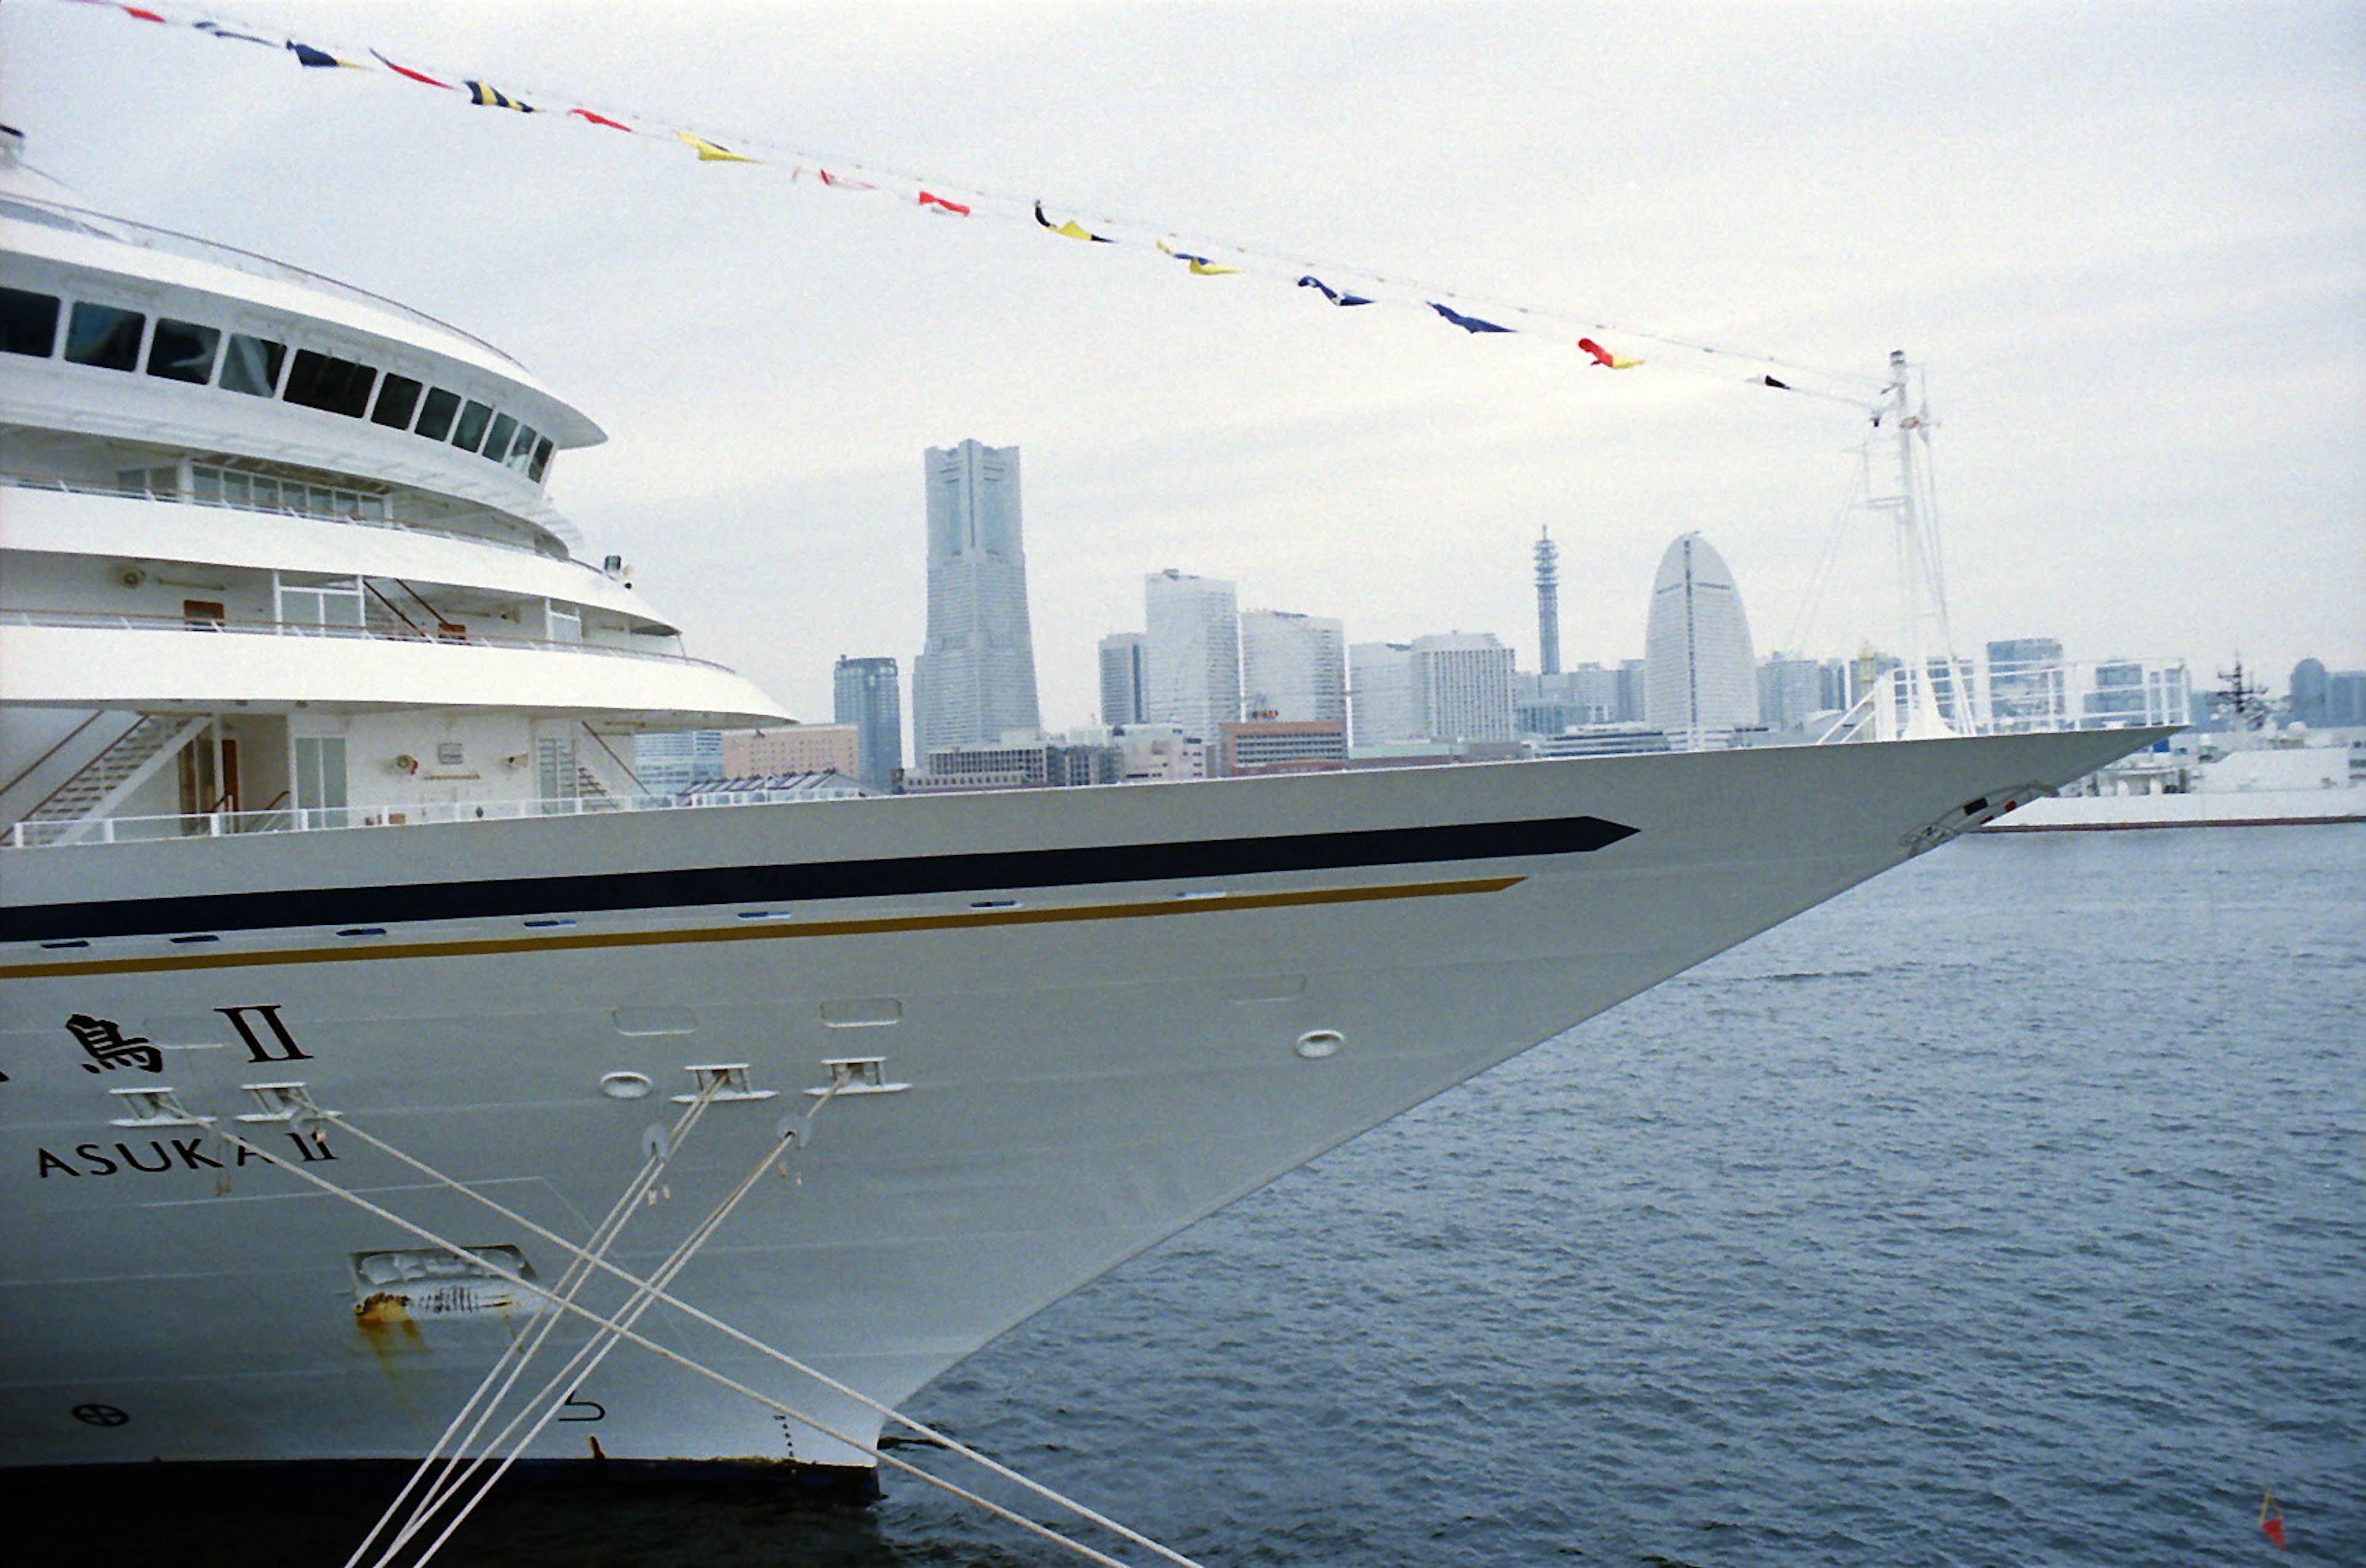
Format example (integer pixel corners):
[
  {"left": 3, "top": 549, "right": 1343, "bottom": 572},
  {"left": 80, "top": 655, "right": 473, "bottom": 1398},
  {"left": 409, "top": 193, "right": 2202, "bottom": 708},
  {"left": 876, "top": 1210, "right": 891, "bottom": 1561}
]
[{"left": 1868, "top": 350, "right": 1962, "bottom": 737}]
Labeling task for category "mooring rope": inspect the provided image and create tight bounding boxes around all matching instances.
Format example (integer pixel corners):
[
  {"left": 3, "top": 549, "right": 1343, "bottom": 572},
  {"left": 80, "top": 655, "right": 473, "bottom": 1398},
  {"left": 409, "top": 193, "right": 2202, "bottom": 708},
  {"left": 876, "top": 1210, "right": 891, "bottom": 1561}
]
[
  {"left": 193, "top": 1106, "right": 1203, "bottom": 1568},
  {"left": 387, "top": 1086, "right": 839, "bottom": 1567},
  {"left": 327, "top": 1113, "right": 1210, "bottom": 1568},
  {"left": 353, "top": 1078, "right": 727, "bottom": 1567}
]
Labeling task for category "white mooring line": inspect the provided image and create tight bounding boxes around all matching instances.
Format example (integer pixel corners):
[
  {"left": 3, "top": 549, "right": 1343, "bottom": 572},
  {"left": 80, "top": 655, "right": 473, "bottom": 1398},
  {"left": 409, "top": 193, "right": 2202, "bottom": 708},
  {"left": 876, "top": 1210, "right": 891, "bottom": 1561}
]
[{"left": 145, "top": 1078, "right": 1206, "bottom": 1568}]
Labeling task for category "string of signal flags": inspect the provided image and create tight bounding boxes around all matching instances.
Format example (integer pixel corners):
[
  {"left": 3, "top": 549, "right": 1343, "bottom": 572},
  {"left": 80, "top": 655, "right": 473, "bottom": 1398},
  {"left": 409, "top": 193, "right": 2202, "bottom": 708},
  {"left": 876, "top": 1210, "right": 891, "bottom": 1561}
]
[{"left": 53, "top": 0, "right": 1890, "bottom": 412}]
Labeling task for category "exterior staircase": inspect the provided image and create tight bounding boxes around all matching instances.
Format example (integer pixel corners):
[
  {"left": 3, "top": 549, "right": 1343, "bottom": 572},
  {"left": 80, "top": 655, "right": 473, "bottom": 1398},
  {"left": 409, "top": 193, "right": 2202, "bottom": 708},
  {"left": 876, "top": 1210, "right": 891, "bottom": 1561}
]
[{"left": 16, "top": 713, "right": 210, "bottom": 840}]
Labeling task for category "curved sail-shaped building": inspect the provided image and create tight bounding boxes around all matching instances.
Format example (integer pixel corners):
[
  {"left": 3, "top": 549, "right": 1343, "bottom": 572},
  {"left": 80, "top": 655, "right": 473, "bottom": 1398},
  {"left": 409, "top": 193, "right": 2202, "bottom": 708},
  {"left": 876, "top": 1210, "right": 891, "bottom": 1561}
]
[{"left": 1644, "top": 532, "right": 1760, "bottom": 742}]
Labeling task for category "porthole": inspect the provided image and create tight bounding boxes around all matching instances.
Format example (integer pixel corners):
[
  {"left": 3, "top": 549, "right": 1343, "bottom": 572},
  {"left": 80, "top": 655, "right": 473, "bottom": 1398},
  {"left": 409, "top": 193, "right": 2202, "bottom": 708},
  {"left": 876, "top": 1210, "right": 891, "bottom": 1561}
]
[
  {"left": 598, "top": 1072, "right": 654, "bottom": 1101},
  {"left": 1293, "top": 1030, "right": 1344, "bottom": 1060}
]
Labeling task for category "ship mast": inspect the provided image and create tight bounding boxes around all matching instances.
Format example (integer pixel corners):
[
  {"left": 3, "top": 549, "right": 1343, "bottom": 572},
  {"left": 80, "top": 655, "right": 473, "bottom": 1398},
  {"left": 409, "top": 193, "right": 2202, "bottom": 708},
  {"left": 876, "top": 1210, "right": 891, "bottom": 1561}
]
[{"left": 1869, "top": 349, "right": 1960, "bottom": 737}]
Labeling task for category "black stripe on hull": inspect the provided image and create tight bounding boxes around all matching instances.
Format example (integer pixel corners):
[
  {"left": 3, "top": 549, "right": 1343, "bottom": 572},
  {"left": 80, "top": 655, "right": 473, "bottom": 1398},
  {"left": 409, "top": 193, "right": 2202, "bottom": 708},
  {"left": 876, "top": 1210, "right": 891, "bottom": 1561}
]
[{"left": 3, "top": 814, "right": 1638, "bottom": 944}]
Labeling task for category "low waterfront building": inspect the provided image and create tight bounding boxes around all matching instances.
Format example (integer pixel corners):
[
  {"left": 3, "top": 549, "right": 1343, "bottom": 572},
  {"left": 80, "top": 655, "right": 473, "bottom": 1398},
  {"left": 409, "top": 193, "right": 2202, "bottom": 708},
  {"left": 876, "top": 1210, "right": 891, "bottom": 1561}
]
[
  {"left": 1113, "top": 723, "right": 1207, "bottom": 782},
  {"left": 1218, "top": 718, "right": 1348, "bottom": 776},
  {"left": 722, "top": 723, "right": 860, "bottom": 779}
]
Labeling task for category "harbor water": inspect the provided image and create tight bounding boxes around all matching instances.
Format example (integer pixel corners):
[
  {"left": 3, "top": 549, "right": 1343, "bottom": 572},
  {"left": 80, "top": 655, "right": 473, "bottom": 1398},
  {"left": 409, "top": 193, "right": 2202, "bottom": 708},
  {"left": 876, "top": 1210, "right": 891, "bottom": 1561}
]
[{"left": 18, "top": 826, "right": 2362, "bottom": 1565}]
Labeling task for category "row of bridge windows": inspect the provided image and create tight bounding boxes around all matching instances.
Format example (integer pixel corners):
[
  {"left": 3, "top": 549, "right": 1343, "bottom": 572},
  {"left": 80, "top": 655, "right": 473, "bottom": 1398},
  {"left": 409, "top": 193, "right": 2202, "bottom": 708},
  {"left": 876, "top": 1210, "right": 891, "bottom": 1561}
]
[{"left": 0, "top": 285, "right": 555, "bottom": 483}]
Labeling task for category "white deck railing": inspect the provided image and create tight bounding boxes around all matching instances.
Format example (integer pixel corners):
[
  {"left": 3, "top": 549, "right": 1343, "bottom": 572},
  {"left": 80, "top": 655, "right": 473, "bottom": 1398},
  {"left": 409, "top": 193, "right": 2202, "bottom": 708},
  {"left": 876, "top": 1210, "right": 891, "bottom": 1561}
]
[
  {"left": 0, "top": 607, "right": 729, "bottom": 671},
  {"left": 1, "top": 471, "right": 572, "bottom": 566},
  {"left": 4, "top": 786, "right": 860, "bottom": 850},
  {"left": 1816, "top": 655, "right": 2194, "bottom": 744},
  {"left": 4, "top": 193, "right": 520, "bottom": 364}
]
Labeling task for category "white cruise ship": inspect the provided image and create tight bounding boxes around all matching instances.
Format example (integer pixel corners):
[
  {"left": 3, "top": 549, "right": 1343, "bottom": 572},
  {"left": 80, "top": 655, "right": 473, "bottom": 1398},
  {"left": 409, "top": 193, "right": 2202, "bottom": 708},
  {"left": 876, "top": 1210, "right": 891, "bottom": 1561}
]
[{"left": 0, "top": 127, "right": 2166, "bottom": 1500}]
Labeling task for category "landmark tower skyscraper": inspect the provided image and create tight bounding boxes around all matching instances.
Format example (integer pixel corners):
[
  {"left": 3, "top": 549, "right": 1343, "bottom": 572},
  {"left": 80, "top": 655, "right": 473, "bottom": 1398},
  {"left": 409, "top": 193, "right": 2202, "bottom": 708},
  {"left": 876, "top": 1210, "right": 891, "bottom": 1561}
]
[{"left": 912, "top": 441, "right": 1041, "bottom": 751}]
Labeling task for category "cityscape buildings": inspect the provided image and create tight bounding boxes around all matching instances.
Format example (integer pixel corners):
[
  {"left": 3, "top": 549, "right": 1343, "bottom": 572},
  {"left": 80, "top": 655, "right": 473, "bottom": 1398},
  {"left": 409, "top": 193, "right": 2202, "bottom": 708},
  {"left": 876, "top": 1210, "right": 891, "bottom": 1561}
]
[
  {"left": 1408, "top": 632, "right": 1517, "bottom": 743},
  {"left": 1112, "top": 723, "right": 1207, "bottom": 781},
  {"left": 1143, "top": 569, "right": 1242, "bottom": 736},
  {"left": 1534, "top": 527, "right": 1561, "bottom": 676},
  {"left": 1755, "top": 652, "right": 1828, "bottom": 733},
  {"left": 2083, "top": 659, "right": 2193, "bottom": 728},
  {"left": 723, "top": 723, "right": 860, "bottom": 779},
  {"left": 1240, "top": 609, "right": 1347, "bottom": 724},
  {"left": 912, "top": 439, "right": 1041, "bottom": 752},
  {"left": 1985, "top": 637, "right": 2069, "bottom": 731},
  {"left": 1644, "top": 532, "right": 1760, "bottom": 739},
  {"left": 1348, "top": 642, "right": 1417, "bottom": 746},
  {"left": 831, "top": 654, "right": 903, "bottom": 793},
  {"left": 1098, "top": 633, "right": 1147, "bottom": 729},
  {"left": 632, "top": 729, "right": 723, "bottom": 795},
  {"left": 1218, "top": 718, "right": 1349, "bottom": 776}
]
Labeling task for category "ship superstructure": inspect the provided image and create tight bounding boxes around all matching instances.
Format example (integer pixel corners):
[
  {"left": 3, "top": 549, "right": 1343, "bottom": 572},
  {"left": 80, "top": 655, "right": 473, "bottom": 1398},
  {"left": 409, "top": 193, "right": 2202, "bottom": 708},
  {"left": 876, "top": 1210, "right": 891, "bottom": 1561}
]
[
  {"left": 1, "top": 127, "right": 2173, "bottom": 1515},
  {"left": 0, "top": 130, "right": 784, "bottom": 845}
]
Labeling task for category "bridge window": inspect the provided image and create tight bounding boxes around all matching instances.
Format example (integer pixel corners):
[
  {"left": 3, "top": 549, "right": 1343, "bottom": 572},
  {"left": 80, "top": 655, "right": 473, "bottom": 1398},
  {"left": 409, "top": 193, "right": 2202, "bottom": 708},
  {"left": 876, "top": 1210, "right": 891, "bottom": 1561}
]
[
  {"left": 372, "top": 373, "right": 424, "bottom": 429},
  {"left": 502, "top": 423, "right": 540, "bottom": 473},
  {"left": 0, "top": 286, "right": 59, "bottom": 355},
  {"left": 483, "top": 412, "right": 518, "bottom": 466},
  {"left": 221, "top": 333, "right": 286, "bottom": 397},
  {"left": 283, "top": 349, "right": 378, "bottom": 418},
  {"left": 63, "top": 301, "right": 145, "bottom": 371},
  {"left": 415, "top": 386, "right": 460, "bottom": 441},
  {"left": 450, "top": 399, "right": 492, "bottom": 453},
  {"left": 145, "top": 318, "right": 221, "bottom": 384},
  {"left": 529, "top": 437, "right": 554, "bottom": 482}
]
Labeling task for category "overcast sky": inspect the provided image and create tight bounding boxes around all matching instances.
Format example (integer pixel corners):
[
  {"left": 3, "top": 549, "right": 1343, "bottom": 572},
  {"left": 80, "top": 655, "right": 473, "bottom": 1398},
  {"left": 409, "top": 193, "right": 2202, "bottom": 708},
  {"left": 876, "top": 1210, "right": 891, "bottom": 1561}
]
[{"left": 6, "top": 0, "right": 2360, "bottom": 728}]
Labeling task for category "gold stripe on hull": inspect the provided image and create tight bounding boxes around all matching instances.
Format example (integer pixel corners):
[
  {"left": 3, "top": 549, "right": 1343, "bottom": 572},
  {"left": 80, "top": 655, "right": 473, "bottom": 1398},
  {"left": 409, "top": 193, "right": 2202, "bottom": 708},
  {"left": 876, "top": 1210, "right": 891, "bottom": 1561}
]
[{"left": 0, "top": 875, "right": 1525, "bottom": 980}]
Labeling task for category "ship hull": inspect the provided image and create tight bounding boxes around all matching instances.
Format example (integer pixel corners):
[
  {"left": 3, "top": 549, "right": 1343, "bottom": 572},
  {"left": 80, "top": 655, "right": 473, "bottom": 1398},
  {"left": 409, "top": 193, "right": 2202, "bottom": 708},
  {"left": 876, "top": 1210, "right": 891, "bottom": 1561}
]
[{"left": 0, "top": 731, "right": 2156, "bottom": 1474}]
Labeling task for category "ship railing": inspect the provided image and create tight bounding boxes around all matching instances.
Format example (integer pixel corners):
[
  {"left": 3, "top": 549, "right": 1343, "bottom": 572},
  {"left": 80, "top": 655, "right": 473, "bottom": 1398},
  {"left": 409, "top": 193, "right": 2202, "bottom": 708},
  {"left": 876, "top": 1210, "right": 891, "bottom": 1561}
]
[
  {"left": 0, "top": 607, "right": 733, "bottom": 672},
  {"left": 3, "top": 786, "right": 863, "bottom": 850},
  {"left": 1811, "top": 655, "right": 2196, "bottom": 743},
  {"left": 0, "top": 471, "right": 582, "bottom": 567},
  {"left": 1, "top": 193, "right": 522, "bottom": 365}
]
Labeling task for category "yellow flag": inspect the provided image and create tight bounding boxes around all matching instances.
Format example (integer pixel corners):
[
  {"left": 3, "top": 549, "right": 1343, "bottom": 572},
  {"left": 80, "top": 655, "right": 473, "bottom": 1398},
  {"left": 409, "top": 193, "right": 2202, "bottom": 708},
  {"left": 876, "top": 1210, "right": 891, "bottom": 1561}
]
[
  {"left": 677, "top": 130, "right": 760, "bottom": 164},
  {"left": 1160, "top": 239, "right": 1242, "bottom": 275}
]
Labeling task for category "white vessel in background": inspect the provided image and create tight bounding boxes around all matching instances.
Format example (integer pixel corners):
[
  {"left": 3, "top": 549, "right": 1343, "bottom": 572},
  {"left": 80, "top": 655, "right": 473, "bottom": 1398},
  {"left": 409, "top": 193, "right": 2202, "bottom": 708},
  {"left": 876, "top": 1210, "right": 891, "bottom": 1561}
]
[{"left": 0, "top": 126, "right": 2169, "bottom": 1502}]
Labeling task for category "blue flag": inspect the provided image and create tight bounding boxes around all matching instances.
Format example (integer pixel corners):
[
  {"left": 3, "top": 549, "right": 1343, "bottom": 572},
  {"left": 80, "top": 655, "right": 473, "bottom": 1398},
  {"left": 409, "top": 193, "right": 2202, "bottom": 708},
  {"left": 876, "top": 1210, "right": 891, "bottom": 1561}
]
[
  {"left": 1297, "top": 276, "right": 1373, "bottom": 307},
  {"left": 1430, "top": 303, "right": 1513, "bottom": 334}
]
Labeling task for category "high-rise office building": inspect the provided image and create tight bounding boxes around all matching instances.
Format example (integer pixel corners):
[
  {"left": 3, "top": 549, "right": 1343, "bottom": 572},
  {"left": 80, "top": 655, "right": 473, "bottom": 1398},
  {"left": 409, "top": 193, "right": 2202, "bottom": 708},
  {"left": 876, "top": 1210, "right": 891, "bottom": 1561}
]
[
  {"left": 1985, "top": 637, "right": 2067, "bottom": 732},
  {"left": 1349, "top": 642, "right": 1417, "bottom": 746},
  {"left": 1240, "top": 609, "right": 1346, "bottom": 724},
  {"left": 1644, "top": 533, "right": 1759, "bottom": 739},
  {"left": 832, "top": 654, "right": 903, "bottom": 792},
  {"left": 2288, "top": 658, "right": 2328, "bottom": 726},
  {"left": 1409, "top": 632, "right": 1516, "bottom": 743},
  {"left": 1757, "top": 651, "right": 1827, "bottom": 732},
  {"left": 1144, "top": 569, "right": 1240, "bottom": 736},
  {"left": 633, "top": 729, "right": 723, "bottom": 795},
  {"left": 2327, "top": 670, "right": 2366, "bottom": 727},
  {"left": 1534, "top": 527, "right": 1562, "bottom": 676},
  {"left": 1099, "top": 633, "right": 1147, "bottom": 729},
  {"left": 912, "top": 441, "right": 1040, "bottom": 752}
]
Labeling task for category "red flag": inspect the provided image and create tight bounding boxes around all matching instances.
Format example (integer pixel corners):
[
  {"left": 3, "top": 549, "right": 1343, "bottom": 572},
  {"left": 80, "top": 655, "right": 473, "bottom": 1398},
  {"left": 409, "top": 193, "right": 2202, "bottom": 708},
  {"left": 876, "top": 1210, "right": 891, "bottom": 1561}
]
[
  {"left": 372, "top": 51, "right": 454, "bottom": 89},
  {"left": 2261, "top": 1490, "right": 2286, "bottom": 1550},
  {"left": 919, "top": 190, "right": 972, "bottom": 216},
  {"left": 121, "top": 4, "right": 167, "bottom": 20},
  {"left": 570, "top": 108, "right": 636, "bottom": 132},
  {"left": 1579, "top": 336, "right": 1641, "bottom": 369},
  {"left": 817, "top": 169, "right": 878, "bottom": 190}
]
